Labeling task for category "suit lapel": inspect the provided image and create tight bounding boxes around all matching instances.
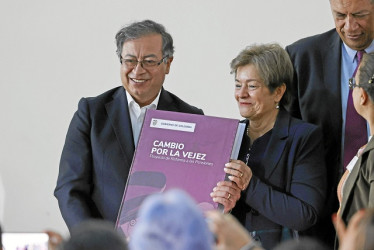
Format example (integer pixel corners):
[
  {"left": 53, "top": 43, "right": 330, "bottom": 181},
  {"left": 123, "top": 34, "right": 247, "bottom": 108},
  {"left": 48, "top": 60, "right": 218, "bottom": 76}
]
[
  {"left": 323, "top": 32, "right": 342, "bottom": 99},
  {"left": 105, "top": 87, "right": 135, "bottom": 163},
  {"left": 157, "top": 88, "right": 177, "bottom": 111},
  {"left": 323, "top": 32, "right": 345, "bottom": 174},
  {"left": 104, "top": 87, "right": 175, "bottom": 163},
  {"left": 263, "top": 109, "right": 289, "bottom": 179},
  {"left": 324, "top": 32, "right": 343, "bottom": 124},
  {"left": 339, "top": 155, "right": 362, "bottom": 216},
  {"left": 359, "top": 136, "right": 374, "bottom": 156}
]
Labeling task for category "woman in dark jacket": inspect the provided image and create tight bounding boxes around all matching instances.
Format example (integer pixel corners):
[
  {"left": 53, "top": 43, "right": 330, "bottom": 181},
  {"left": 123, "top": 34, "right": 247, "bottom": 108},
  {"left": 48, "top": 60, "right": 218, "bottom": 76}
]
[{"left": 211, "top": 43, "right": 327, "bottom": 250}]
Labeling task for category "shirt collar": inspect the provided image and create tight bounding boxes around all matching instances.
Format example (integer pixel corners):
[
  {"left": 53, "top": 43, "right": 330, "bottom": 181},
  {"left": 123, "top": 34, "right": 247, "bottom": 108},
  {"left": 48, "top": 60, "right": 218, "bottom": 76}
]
[
  {"left": 126, "top": 90, "right": 161, "bottom": 109},
  {"left": 343, "top": 40, "right": 374, "bottom": 63}
]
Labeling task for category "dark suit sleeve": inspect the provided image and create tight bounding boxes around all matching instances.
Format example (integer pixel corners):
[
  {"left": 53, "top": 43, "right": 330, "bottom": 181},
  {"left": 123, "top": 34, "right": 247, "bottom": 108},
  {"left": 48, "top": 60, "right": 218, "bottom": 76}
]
[
  {"left": 245, "top": 125, "right": 326, "bottom": 231},
  {"left": 54, "top": 98, "right": 101, "bottom": 229}
]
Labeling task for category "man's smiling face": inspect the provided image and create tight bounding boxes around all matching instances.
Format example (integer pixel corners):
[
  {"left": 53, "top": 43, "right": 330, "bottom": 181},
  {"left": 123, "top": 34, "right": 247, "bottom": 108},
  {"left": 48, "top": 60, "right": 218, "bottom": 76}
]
[{"left": 120, "top": 33, "right": 172, "bottom": 107}]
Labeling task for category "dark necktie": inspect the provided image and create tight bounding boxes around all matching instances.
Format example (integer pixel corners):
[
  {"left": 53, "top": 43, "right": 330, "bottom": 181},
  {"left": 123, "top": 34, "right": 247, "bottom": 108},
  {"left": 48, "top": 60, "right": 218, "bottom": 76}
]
[{"left": 343, "top": 50, "right": 367, "bottom": 168}]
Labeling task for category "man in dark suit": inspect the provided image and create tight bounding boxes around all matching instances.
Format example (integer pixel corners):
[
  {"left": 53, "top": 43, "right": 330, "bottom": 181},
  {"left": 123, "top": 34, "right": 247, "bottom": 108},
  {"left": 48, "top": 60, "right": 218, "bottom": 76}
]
[
  {"left": 286, "top": 0, "right": 374, "bottom": 246},
  {"left": 54, "top": 20, "right": 203, "bottom": 230}
]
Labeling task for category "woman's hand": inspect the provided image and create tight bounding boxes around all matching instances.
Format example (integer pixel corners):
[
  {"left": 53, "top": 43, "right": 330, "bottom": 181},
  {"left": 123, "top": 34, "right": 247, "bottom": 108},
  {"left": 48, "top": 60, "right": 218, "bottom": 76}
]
[
  {"left": 210, "top": 181, "right": 241, "bottom": 213},
  {"left": 210, "top": 160, "right": 252, "bottom": 213},
  {"left": 224, "top": 159, "right": 252, "bottom": 190}
]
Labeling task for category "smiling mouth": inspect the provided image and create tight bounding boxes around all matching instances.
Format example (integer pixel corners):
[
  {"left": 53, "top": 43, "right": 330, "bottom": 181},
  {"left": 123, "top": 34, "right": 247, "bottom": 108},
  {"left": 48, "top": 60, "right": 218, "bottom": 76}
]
[
  {"left": 346, "top": 33, "right": 362, "bottom": 40},
  {"left": 131, "top": 78, "right": 147, "bottom": 83}
]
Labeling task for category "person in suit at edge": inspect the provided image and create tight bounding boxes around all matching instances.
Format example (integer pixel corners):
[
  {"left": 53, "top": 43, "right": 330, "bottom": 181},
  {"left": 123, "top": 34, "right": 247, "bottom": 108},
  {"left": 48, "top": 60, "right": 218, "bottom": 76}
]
[
  {"left": 285, "top": 0, "right": 374, "bottom": 246},
  {"left": 210, "top": 43, "right": 326, "bottom": 250},
  {"left": 54, "top": 20, "right": 204, "bottom": 230},
  {"left": 335, "top": 52, "right": 374, "bottom": 249}
]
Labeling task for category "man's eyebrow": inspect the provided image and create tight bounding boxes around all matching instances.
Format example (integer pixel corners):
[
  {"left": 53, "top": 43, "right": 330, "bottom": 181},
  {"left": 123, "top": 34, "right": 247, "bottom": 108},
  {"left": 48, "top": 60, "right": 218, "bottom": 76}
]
[
  {"left": 332, "top": 10, "right": 345, "bottom": 15},
  {"left": 122, "top": 54, "right": 158, "bottom": 58},
  {"left": 143, "top": 54, "right": 158, "bottom": 59},
  {"left": 352, "top": 10, "right": 371, "bottom": 15},
  {"left": 333, "top": 9, "right": 370, "bottom": 15}
]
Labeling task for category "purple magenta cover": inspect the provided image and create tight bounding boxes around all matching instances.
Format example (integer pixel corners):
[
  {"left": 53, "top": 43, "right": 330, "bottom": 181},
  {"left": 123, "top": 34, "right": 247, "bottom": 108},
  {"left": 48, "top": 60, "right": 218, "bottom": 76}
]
[{"left": 115, "top": 110, "right": 240, "bottom": 238}]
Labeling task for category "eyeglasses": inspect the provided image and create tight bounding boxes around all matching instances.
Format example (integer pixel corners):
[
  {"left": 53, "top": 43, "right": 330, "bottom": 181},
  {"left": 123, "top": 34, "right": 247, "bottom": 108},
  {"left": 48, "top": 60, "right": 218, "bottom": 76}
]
[
  {"left": 349, "top": 73, "right": 374, "bottom": 90},
  {"left": 121, "top": 55, "right": 168, "bottom": 69},
  {"left": 348, "top": 77, "right": 359, "bottom": 90}
]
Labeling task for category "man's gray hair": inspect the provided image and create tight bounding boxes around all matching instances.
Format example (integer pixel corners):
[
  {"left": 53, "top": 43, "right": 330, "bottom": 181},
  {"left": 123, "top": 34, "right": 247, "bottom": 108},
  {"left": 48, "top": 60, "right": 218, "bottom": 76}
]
[{"left": 115, "top": 20, "right": 174, "bottom": 62}]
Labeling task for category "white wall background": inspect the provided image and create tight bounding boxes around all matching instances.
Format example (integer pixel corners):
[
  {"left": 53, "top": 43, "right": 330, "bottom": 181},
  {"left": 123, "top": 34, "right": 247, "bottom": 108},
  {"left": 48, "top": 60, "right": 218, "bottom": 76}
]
[{"left": 0, "top": 0, "right": 334, "bottom": 235}]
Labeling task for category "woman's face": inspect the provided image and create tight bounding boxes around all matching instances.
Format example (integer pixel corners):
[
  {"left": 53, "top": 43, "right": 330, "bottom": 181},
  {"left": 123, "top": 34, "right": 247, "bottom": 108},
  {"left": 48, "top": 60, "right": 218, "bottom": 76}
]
[{"left": 234, "top": 64, "right": 282, "bottom": 120}]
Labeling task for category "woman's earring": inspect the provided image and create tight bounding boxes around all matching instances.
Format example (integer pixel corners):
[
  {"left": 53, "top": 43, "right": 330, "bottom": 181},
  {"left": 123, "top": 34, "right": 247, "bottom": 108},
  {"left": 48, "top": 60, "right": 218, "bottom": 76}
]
[{"left": 276, "top": 103, "right": 279, "bottom": 109}]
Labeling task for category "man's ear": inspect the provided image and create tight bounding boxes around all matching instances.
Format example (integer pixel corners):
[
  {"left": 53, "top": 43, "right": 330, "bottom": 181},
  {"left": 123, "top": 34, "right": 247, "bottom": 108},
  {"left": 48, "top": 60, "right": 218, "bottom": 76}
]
[
  {"left": 360, "top": 88, "right": 369, "bottom": 105},
  {"left": 165, "top": 56, "right": 174, "bottom": 74}
]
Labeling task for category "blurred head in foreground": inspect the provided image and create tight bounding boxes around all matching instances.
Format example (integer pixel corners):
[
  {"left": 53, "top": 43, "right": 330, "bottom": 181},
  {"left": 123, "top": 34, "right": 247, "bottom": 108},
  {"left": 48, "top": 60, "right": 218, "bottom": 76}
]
[
  {"left": 60, "top": 219, "right": 128, "bottom": 250},
  {"left": 130, "top": 189, "right": 214, "bottom": 250}
]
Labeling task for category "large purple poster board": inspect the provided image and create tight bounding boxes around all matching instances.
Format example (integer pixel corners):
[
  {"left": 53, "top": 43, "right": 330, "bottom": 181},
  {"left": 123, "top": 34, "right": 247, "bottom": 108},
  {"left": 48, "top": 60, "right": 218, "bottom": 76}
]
[{"left": 115, "top": 110, "right": 243, "bottom": 238}]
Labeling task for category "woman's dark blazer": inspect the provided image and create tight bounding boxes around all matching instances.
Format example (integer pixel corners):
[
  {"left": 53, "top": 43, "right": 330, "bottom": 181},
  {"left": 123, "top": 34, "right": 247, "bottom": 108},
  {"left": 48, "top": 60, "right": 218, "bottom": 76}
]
[{"left": 232, "top": 109, "right": 327, "bottom": 250}]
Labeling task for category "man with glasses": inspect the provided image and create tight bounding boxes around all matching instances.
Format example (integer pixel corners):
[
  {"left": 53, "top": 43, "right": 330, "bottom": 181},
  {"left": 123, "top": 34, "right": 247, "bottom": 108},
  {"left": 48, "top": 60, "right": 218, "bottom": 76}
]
[
  {"left": 286, "top": 0, "right": 374, "bottom": 247},
  {"left": 54, "top": 20, "right": 203, "bottom": 230}
]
